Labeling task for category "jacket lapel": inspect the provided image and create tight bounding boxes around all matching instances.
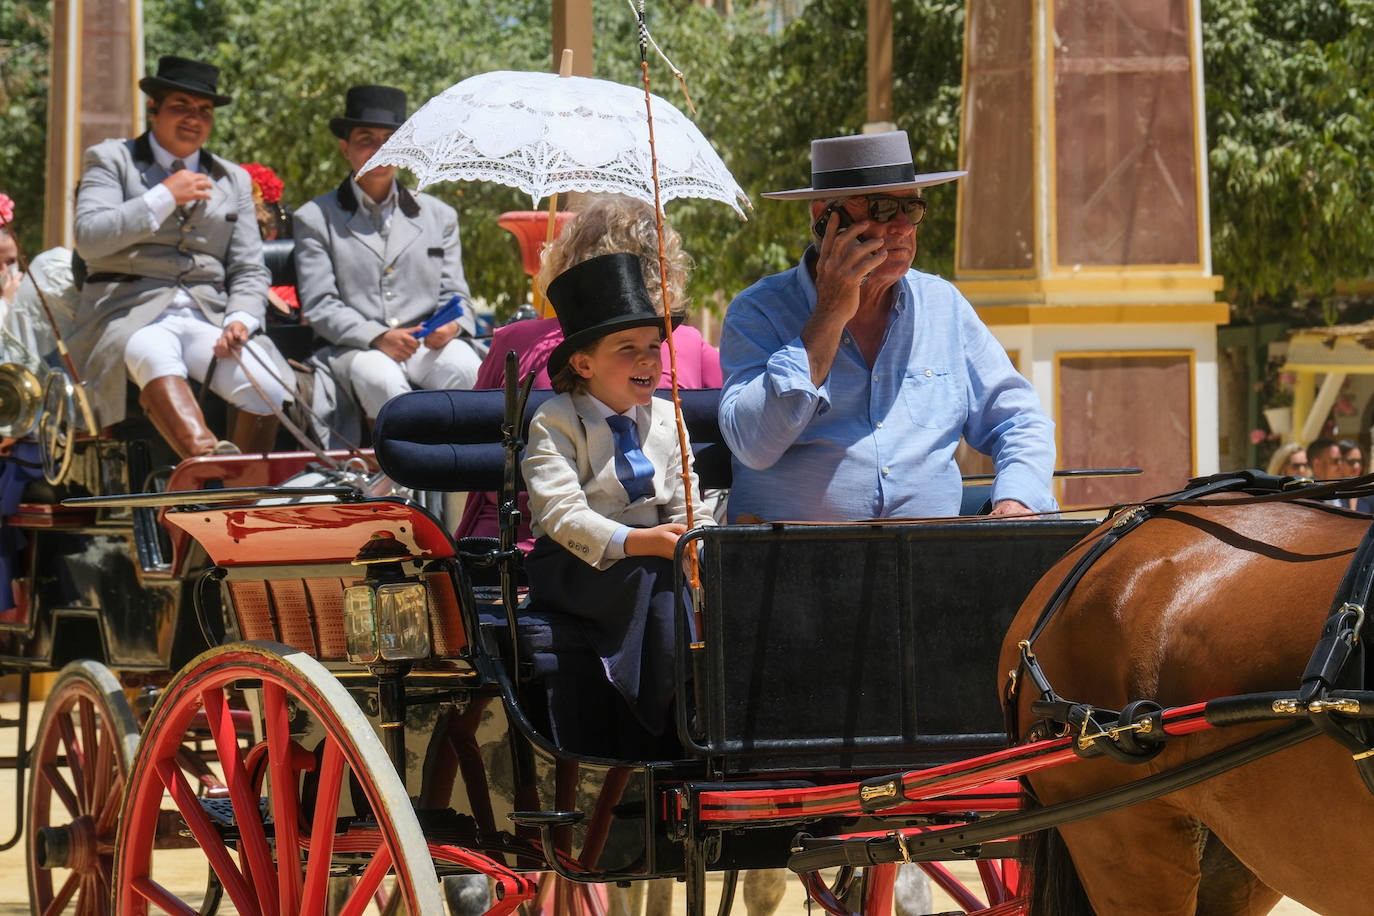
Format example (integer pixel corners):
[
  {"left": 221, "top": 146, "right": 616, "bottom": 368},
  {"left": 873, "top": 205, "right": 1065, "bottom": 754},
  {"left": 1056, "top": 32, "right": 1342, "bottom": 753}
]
[
  {"left": 383, "top": 211, "right": 421, "bottom": 268},
  {"left": 345, "top": 205, "right": 387, "bottom": 261},
  {"left": 336, "top": 179, "right": 386, "bottom": 260},
  {"left": 572, "top": 393, "right": 618, "bottom": 487}
]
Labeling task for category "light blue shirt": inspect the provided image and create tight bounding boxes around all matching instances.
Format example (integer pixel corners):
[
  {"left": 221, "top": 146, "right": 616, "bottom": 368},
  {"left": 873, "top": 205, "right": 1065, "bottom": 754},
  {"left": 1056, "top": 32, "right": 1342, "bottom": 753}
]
[{"left": 719, "top": 252, "right": 1057, "bottom": 522}]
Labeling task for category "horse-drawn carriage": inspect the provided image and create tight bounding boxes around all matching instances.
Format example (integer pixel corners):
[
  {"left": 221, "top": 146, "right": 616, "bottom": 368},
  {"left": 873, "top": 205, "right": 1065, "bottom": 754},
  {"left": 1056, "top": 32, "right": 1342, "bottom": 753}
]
[{"left": 4, "top": 336, "right": 1374, "bottom": 914}]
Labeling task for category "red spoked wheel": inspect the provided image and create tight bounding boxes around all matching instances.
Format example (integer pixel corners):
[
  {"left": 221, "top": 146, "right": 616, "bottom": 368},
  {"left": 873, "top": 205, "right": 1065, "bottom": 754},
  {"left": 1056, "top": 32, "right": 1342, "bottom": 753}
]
[
  {"left": 26, "top": 660, "right": 141, "bottom": 916},
  {"left": 113, "top": 641, "right": 443, "bottom": 915}
]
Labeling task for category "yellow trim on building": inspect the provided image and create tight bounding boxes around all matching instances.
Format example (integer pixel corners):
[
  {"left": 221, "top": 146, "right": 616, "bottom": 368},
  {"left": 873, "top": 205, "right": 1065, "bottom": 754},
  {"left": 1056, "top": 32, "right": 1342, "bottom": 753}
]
[{"left": 973, "top": 302, "right": 1229, "bottom": 326}]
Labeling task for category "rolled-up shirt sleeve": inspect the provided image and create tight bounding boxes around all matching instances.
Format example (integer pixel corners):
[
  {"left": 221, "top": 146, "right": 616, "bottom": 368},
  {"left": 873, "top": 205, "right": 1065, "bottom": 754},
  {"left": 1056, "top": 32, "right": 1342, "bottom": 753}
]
[{"left": 957, "top": 301, "right": 1057, "bottom": 512}]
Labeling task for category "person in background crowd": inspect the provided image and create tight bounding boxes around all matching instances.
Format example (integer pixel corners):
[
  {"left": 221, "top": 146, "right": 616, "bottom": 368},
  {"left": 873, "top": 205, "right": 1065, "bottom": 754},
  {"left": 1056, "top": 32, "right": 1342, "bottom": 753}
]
[
  {"left": 1309, "top": 437, "right": 1343, "bottom": 481},
  {"left": 294, "top": 84, "right": 484, "bottom": 433},
  {"left": 454, "top": 194, "right": 721, "bottom": 548},
  {"left": 1265, "top": 441, "right": 1310, "bottom": 478},
  {"left": 1339, "top": 439, "right": 1366, "bottom": 510},
  {"left": 719, "top": 130, "right": 1056, "bottom": 522},
  {"left": 1307, "top": 436, "right": 1349, "bottom": 508},
  {"left": 0, "top": 193, "right": 21, "bottom": 309},
  {"left": 241, "top": 162, "right": 298, "bottom": 313},
  {"left": 70, "top": 55, "right": 289, "bottom": 457}
]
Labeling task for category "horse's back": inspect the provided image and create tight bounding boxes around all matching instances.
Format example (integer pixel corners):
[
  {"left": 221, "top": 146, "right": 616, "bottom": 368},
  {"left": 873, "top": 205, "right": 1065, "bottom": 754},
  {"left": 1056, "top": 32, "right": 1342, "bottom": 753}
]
[{"left": 1002, "top": 500, "right": 1370, "bottom": 715}]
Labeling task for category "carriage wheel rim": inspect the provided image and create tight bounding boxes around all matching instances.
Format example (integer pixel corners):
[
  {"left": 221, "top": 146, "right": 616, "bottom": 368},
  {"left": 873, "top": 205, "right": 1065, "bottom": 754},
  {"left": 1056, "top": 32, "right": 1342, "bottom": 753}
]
[
  {"left": 27, "top": 660, "right": 139, "bottom": 916},
  {"left": 113, "top": 640, "right": 442, "bottom": 915}
]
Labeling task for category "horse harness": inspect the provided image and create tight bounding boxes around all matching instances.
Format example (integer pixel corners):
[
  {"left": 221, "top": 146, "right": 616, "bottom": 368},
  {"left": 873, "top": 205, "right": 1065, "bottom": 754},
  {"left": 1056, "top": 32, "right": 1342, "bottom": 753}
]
[{"left": 1005, "top": 468, "right": 1374, "bottom": 793}]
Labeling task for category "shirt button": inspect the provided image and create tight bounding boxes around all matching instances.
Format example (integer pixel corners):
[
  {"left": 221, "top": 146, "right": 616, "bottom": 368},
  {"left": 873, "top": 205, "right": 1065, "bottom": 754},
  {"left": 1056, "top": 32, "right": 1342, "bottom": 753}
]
[
  {"left": 925, "top": 369, "right": 933, "bottom": 377},
  {"left": 384, "top": 267, "right": 394, "bottom": 275},
  {"left": 882, "top": 467, "right": 890, "bottom": 476},
  {"left": 388, "top": 317, "right": 400, "bottom": 328},
  {"left": 385, "top": 291, "right": 394, "bottom": 299},
  {"left": 873, "top": 374, "right": 879, "bottom": 382},
  {"left": 842, "top": 335, "right": 850, "bottom": 344},
  {"left": 876, "top": 421, "right": 884, "bottom": 429}
]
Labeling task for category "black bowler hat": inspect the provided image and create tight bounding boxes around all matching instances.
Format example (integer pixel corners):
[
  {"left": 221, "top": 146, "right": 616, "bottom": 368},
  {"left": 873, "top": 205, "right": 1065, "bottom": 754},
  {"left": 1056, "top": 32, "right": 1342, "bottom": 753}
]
[
  {"left": 547, "top": 253, "right": 676, "bottom": 379},
  {"left": 139, "top": 55, "right": 232, "bottom": 107},
  {"left": 330, "top": 85, "right": 408, "bottom": 139}
]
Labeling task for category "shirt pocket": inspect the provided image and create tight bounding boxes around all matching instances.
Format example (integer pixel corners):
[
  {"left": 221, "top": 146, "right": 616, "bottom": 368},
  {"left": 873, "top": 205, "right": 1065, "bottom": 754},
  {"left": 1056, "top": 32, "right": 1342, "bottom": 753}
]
[{"left": 901, "top": 367, "right": 965, "bottom": 430}]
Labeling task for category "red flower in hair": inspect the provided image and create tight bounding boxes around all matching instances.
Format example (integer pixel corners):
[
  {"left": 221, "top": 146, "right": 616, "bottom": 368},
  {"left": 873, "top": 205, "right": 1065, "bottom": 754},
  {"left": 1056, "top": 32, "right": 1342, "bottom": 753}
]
[
  {"left": 0, "top": 192, "right": 14, "bottom": 225},
  {"left": 240, "top": 163, "right": 284, "bottom": 203}
]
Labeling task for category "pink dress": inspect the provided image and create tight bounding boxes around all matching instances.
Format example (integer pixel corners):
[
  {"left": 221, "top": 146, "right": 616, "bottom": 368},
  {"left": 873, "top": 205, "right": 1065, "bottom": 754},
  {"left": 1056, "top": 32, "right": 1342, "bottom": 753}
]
[{"left": 456, "top": 317, "right": 721, "bottom": 547}]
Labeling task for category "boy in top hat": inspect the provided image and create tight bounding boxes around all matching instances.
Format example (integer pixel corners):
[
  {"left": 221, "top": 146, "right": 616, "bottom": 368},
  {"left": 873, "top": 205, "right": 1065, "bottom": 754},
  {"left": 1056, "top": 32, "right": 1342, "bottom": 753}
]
[
  {"left": 294, "top": 85, "right": 483, "bottom": 434},
  {"left": 521, "top": 252, "right": 710, "bottom": 755},
  {"left": 719, "top": 130, "right": 1056, "bottom": 522},
  {"left": 72, "top": 55, "right": 291, "bottom": 456}
]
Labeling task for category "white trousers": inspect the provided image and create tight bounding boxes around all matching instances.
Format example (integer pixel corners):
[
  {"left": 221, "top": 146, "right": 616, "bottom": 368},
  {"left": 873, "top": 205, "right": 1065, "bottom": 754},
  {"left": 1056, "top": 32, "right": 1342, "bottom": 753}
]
[
  {"left": 351, "top": 339, "right": 481, "bottom": 418},
  {"left": 124, "top": 306, "right": 289, "bottom": 415}
]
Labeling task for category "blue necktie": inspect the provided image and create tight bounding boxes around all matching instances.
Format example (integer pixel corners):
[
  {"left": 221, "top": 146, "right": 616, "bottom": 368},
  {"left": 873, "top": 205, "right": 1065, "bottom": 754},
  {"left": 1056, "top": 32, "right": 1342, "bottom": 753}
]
[{"left": 606, "top": 413, "right": 655, "bottom": 502}]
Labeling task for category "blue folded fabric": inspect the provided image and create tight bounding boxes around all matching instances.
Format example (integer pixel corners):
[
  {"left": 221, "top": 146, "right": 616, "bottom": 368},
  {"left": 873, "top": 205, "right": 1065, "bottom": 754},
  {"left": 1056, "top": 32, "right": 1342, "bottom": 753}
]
[{"left": 412, "top": 295, "right": 465, "bottom": 338}]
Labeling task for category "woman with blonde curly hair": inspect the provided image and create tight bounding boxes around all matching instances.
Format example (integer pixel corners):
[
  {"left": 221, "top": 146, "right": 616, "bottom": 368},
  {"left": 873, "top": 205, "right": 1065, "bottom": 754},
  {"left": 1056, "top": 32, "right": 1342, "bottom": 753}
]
[
  {"left": 1266, "top": 441, "right": 1310, "bottom": 477},
  {"left": 455, "top": 193, "right": 720, "bottom": 546}
]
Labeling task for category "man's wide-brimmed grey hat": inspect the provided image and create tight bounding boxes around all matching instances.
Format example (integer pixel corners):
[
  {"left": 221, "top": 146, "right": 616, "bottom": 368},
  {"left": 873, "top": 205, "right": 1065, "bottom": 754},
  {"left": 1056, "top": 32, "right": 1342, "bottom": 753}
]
[{"left": 763, "top": 131, "right": 965, "bottom": 200}]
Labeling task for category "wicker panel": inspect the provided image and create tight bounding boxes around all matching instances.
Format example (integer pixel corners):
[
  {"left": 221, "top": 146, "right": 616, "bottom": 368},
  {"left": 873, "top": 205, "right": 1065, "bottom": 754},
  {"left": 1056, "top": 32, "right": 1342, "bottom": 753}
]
[
  {"left": 229, "top": 581, "right": 276, "bottom": 641},
  {"left": 305, "top": 577, "right": 349, "bottom": 660},
  {"left": 425, "top": 572, "right": 467, "bottom": 657},
  {"left": 269, "top": 580, "right": 317, "bottom": 655}
]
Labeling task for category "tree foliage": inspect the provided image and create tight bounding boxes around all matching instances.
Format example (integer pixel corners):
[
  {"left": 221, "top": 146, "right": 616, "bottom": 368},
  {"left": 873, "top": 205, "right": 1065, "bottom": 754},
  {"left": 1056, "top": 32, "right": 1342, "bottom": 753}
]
[
  {"left": 0, "top": 0, "right": 50, "bottom": 257},
  {"left": 1202, "top": 0, "right": 1374, "bottom": 316}
]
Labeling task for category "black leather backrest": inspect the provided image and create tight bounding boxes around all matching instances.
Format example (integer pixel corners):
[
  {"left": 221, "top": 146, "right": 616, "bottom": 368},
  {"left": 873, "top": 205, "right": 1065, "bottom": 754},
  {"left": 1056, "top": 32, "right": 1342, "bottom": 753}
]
[
  {"left": 262, "top": 239, "right": 296, "bottom": 288},
  {"left": 375, "top": 387, "right": 730, "bottom": 493}
]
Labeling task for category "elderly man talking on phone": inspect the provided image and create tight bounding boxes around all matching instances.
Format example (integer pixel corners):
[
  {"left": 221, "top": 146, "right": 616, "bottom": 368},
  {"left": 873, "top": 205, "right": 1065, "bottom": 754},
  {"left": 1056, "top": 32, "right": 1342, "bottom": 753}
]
[{"left": 718, "top": 131, "right": 1056, "bottom": 522}]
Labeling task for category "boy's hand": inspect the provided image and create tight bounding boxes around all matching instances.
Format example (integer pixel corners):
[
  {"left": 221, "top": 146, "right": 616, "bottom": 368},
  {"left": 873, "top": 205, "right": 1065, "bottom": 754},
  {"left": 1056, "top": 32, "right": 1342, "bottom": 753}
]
[{"left": 625, "top": 523, "right": 688, "bottom": 560}]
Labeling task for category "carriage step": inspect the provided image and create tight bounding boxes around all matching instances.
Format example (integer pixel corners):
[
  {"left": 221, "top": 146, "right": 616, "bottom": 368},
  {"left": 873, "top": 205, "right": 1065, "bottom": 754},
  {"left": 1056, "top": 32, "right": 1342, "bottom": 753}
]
[{"left": 198, "top": 796, "right": 272, "bottom": 833}]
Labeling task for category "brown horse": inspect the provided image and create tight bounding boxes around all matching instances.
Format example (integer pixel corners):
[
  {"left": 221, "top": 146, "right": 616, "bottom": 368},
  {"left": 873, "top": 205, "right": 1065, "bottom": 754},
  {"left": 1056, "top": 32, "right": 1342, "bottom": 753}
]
[{"left": 1000, "top": 498, "right": 1374, "bottom": 916}]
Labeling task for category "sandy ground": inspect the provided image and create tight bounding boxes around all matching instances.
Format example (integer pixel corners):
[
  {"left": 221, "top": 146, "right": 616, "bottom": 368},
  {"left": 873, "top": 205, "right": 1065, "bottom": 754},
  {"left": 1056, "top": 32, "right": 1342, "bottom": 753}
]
[{"left": 0, "top": 699, "right": 1323, "bottom": 915}]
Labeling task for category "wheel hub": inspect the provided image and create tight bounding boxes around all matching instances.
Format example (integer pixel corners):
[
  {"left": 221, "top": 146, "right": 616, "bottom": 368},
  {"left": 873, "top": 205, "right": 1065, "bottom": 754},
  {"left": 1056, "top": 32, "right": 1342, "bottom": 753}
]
[{"left": 35, "top": 815, "right": 98, "bottom": 871}]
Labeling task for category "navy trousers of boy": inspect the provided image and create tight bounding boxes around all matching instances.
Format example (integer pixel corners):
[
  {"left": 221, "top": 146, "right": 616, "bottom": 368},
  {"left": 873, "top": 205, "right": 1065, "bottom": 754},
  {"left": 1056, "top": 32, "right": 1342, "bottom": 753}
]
[{"left": 525, "top": 537, "right": 688, "bottom": 738}]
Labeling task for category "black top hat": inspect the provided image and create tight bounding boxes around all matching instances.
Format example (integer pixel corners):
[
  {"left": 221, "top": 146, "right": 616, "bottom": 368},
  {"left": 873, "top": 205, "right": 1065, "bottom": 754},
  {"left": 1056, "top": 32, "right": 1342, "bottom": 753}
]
[
  {"left": 763, "top": 130, "right": 964, "bottom": 200},
  {"left": 330, "top": 85, "right": 408, "bottom": 139},
  {"left": 547, "top": 253, "right": 674, "bottom": 379},
  {"left": 139, "top": 55, "right": 232, "bottom": 107}
]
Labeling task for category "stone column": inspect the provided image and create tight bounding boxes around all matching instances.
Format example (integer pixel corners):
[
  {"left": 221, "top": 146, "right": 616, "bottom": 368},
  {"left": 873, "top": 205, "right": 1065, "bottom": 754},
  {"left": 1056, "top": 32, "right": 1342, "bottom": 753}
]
[{"left": 45, "top": 0, "right": 143, "bottom": 248}]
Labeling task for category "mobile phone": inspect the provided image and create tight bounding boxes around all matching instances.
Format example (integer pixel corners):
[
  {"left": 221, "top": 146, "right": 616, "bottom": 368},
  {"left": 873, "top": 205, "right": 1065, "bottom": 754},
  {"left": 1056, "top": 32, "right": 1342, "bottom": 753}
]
[{"left": 812, "top": 203, "right": 853, "bottom": 240}]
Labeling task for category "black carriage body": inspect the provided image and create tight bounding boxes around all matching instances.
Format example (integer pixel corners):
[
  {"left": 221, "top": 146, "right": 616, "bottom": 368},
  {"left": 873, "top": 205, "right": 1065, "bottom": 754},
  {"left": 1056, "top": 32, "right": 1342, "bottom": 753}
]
[{"left": 691, "top": 519, "right": 1098, "bottom": 772}]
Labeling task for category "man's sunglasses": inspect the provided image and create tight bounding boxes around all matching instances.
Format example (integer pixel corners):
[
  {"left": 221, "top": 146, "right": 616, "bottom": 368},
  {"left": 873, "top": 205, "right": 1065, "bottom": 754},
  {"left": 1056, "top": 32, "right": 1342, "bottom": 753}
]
[{"left": 860, "top": 195, "right": 928, "bottom": 225}]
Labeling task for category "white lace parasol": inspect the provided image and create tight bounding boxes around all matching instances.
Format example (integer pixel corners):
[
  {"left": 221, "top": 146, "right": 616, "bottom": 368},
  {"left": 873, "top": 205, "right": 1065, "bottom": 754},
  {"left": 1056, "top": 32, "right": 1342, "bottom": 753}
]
[{"left": 360, "top": 70, "right": 750, "bottom": 217}]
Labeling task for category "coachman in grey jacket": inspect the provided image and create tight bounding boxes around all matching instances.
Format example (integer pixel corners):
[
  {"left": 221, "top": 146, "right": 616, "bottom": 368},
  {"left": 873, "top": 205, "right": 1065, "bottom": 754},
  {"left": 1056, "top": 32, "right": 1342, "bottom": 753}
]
[
  {"left": 294, "top": 85, "right": 482, "bottom": 427},
  {"left": 71, "top": 56, "right": 289, "bottom": 457}
]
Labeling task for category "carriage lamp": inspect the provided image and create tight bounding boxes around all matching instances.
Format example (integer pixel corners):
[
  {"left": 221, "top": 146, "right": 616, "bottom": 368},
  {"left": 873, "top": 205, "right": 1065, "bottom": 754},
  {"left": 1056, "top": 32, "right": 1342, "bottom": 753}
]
[{"left": 343, "top": 582, "right": 432, "bottom": 663}]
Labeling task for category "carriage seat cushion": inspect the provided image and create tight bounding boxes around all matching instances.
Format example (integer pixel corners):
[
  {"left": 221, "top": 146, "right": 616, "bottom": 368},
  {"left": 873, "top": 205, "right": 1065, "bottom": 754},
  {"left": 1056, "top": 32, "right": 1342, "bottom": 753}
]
[
  {"left": 375, "top": 387, "right": 730, "bottom": 493},
  {"left": 262, "top": 239, "right": 297, "bottom": 289}
]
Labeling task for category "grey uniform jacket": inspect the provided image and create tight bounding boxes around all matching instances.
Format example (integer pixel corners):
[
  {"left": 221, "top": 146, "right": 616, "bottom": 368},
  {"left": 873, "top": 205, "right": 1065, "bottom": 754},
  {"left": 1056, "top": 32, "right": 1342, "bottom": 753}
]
[
  {"left": 521, "top": 392, "right": 709, "bottom": 571},
  {"left": 293, "top": 179, "right": 479, "bottom": 384},
  {"left": 71, "top": 133, "right": 273, "bottom": 426}
]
